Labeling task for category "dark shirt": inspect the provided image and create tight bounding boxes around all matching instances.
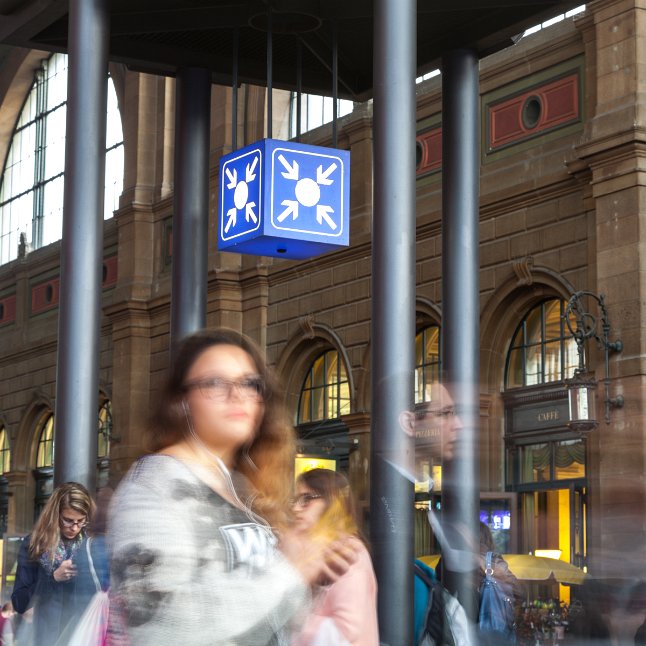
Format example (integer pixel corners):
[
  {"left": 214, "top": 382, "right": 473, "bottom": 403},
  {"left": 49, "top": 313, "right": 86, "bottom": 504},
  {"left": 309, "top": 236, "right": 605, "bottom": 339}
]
[{"left": 11, "top": 533, "right": 109, "bottom": 646}]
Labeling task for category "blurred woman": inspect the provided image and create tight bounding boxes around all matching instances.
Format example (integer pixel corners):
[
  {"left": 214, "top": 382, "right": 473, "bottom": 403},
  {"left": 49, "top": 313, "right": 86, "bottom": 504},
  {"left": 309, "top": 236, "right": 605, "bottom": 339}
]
[
  {"left": 107, "top": 329, "right": 354, "bottom": 645},
  {"left": 290, "top": 468, "right": 379, "bottom": 646},
  {"left": 11, "top": 481, "right": 108, "bottom": 645}
]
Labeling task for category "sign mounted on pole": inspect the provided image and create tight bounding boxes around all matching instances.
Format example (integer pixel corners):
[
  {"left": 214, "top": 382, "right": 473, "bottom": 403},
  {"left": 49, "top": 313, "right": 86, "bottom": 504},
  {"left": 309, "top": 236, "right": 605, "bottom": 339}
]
[{"left": 218, "top": 139, "right": 350, "bottom": 259}]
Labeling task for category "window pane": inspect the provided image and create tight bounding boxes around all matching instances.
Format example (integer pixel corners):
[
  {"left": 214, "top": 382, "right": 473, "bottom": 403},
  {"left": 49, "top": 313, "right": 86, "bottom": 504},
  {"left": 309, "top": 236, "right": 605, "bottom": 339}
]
[
  {"left": 44, "top": 105, "right": 66, "bottom": 179},
  {"left": 298, "top": 350, "right": 350, "bottom": 423},
  {"left": 525, "top": 344, "right": 542, "bottom": 386},
  {"left": 505, "top": 299, "right": 573, "bottom": 388},
  {"left": 0, "top": 429, "right": 10, "bottom": 475},
  {"left": 42, "top": 176, "right": 64, "bottom": 246},
  {"left": 311, "top": 386, "right": 325, "bottom": 421},
  {"left": 46, "top": 54, "right": 67, "bottom": 109},
  {"left": 98, "top": 401, "right": 112, "bottom": 459},
  {"left": 415, "top": 325, "right": 441, "bottom": 404},
  {"left": 36, "top": 415, "right": 54, "bottom": 468},
  {"left": 544, "top": 300, "right": 563, "bottom": 340},
  {"left": 506, "top": 348, "right": 524, "bottom": 388},
  {"left": 311, "top": 355, "right": 326, "bottom": 388},
  {"left": 339, "top": 381, "right": 351, "bottom": 416},
  {"left": 299, "top": 389, "right": 312, "bottom": 423},
  {"left": 544, "top": 340, "right": 562, "bottom": 382},
  {"left": 555, "top": 439, "right": 585, "bottom": 479},
  {"left": 519, "top": 443, "right": 550, "bottom": 483},
  {"left": 0, "top": 53, "right": 123, "bottom": 265},
  {"left": 525, "top": 306, "right": 543, "bottom": 345}
]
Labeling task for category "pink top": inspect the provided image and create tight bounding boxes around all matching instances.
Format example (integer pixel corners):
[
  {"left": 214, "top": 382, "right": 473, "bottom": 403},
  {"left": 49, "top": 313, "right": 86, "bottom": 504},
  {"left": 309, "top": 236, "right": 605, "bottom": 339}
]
[{"left": 292, "top": 538, "right": 379, "bottom": 646}]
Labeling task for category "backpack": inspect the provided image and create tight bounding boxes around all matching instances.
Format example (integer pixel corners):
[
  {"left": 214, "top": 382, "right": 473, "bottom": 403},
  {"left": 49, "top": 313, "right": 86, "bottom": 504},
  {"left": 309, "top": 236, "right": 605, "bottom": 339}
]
[
  {"left": 478, "top": 552, "right": 517, "bottom": 644},
  {"left": 414, "top": 560, "right": 476, "bottom": 646}
]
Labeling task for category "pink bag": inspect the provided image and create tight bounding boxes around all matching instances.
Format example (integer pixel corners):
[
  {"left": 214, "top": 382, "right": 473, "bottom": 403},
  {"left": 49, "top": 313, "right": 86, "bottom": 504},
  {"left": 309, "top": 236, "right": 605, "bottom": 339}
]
[
  {"left": 65, "top": 538, "right": 109, "bottom": 646},
  {"left": 67, "top": 589, "right": 109, "bottom": 646}
]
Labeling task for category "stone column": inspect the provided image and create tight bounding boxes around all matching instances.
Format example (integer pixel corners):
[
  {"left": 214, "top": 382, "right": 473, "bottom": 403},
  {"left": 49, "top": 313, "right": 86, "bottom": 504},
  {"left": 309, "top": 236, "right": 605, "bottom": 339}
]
[{"left": 576, "top": 0, "right": 646, "bottom": 579}]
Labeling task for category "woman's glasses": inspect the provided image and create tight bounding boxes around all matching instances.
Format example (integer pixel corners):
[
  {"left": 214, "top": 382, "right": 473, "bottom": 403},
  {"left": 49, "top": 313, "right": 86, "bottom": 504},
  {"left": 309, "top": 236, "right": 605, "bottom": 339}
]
[
  {"left": 60, "top": 516, "right": 87, "bottom": 529},
  {"left": 184, "top": 376, "right": 266, "bottom": 402},
  {"left": 292, "top": 493, "right": 323, "bottom": 508}
]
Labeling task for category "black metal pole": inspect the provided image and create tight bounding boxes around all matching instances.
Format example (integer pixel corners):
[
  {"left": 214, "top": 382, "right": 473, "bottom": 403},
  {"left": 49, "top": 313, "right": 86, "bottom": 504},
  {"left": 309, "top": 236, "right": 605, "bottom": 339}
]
[
  {"left": 296, "top": 39, "right": 302, "bottom": 141},
  {"left": 441, "top": 48, "right": 481, "bottom": 621},
  {"left": 332, "top": 22, "right": 338, "bottom": 148},
  {"left": 54, "top": 0, "right": 109, "bottom": 489},
  {"left": 267, "top": 7, "right": 272, "bottom": 139},
  {"left": 170, "top": 68, "right": 211, "bottom": 351},
  {"left": 371, "top": 0, "right": 416, "bottom": 643},
  {"left": 232, "top": 28, "right": 238, "bottom": 151}
]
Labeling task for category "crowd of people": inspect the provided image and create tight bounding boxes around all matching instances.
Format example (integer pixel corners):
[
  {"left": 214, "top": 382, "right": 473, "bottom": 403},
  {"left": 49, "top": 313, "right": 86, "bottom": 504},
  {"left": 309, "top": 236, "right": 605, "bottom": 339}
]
[
  {"left": 5, "top": 329, "right": 380, "bottom": 645},
  {"left": 4, "top": 327, "right": 643, "bottom": 645}
]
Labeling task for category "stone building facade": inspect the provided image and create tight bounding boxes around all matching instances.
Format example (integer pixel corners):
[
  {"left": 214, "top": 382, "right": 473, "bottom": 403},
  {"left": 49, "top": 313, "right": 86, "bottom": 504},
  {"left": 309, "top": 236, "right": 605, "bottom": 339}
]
[{"left": 0, "top": 0, "right": 644, "bottom": 585}]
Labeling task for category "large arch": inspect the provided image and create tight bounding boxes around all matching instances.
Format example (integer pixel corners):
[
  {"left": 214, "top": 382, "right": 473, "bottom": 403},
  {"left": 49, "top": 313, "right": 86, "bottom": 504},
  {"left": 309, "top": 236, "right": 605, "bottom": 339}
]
[
  {"left": 276, "top": 320, "right": 355, "bottom": 423},
  {"left": 478, "top": 261, "right": 576, "bottom": 490}
]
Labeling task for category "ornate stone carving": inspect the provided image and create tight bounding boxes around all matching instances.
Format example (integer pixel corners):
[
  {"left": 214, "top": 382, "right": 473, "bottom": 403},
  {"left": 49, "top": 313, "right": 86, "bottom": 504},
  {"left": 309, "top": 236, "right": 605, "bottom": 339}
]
[
  {"left": 513, "top": 256, "right": 534, "bottom": 286},
  {"left": 299, "top": 314, "right": 316, "bottom": 339}
]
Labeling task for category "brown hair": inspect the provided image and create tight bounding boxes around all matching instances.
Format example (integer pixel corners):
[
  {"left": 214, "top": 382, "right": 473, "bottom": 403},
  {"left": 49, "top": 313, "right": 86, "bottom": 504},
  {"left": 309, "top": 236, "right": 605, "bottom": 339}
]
[
  {"left": 479, "top": 521, "right": 496, "bottom": 555},
  {"left": 149, "top": 328, "right": 296, "bottom": 528},
  {"left": 29, "top": 481, "right": 95, "bottom": 559},
  {"left": 296, "top": 468, "right": 361, "bottom": 540}
]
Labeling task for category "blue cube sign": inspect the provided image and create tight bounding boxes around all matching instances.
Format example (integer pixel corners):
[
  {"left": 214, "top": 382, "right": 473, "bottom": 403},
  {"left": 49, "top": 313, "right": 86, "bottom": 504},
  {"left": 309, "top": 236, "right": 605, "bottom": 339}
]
[{"left": 218, "top": 139, "right": 349, "bottom": 259}]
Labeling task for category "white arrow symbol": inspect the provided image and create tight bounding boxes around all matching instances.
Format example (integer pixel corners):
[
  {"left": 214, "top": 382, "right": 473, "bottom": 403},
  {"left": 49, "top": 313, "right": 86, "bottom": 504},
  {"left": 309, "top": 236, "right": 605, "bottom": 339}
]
[
  {"left": 246, "top": 157, "right": 258, "bottom": 183},
  {"left": 278, "top": 155, "right": 299, "bottom": 180},
  {"left": 316, "top": 163, "right": 337, "bottom": 185},
  {"left": 245, "top": 202, "right": 257, "bottom": 224},
  {"left": 226, "top": 168, "right": 237, "bottom": 189},
  {"left": 316, "top": 205, "right": 337, "bottom": 230},
  {"left": 277, "top": 199, "right": 299, "bottom": 222},
  {"left": 225, "top": 207, "right": 237, "bottom": 233}
]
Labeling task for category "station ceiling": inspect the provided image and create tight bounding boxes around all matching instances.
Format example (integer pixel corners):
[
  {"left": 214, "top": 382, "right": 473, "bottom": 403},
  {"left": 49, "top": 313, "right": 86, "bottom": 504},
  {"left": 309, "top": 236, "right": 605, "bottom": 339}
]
[{"left": 0, "top": 0, "right": 582, "bottom": 101}]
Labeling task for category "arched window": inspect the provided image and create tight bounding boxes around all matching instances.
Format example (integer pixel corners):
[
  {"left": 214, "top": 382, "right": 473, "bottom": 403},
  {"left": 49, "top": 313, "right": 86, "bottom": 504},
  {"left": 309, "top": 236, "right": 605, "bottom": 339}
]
[
  {"left": 34, "top": 412, "right": 54, "bottom": 519},
  {"left": 505, "top": 298, "right": 578, "bottom": 389},
  {"left": 0, "top": 426, "right": 10, "bottom": 475},
  {"left": 0, "top": 53, "right": 124, "bottom": 265},
  {"left": 98, "top": 400, "right": 112, "bottom": 460},
  {"left": 298, "top": 350, "right": 350, "bottom": 424},
  {"left": 36, "top": 413, "right": 54, "bottom": 468},
  {"left": 415, "top": 325, "right": 441, "bottom": 404},
  {"left": 0, "top": 425, "right": 9, "bottom": 535},
  {"left": 97, "top": 399, "right": 112, "bottom": 488}
]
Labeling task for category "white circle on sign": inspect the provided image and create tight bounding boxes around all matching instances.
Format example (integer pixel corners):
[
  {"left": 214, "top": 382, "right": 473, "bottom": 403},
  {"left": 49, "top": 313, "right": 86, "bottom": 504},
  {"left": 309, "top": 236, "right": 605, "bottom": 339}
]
[
  {"left": 234, "top": 181, "right": 249, "bottom": 210},
  {"left": 295, "top": 178, "right": 320, "bottom": 207}
]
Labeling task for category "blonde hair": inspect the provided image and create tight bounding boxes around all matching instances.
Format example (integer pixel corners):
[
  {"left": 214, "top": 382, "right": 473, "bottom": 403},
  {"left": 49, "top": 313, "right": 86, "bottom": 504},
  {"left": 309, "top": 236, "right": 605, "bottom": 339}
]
[
  {"left": 296, "top": 469, "right": 361, "bottom": 541},
  {"left": 28, "top": 482, "right": 95, "bottom": 560}
]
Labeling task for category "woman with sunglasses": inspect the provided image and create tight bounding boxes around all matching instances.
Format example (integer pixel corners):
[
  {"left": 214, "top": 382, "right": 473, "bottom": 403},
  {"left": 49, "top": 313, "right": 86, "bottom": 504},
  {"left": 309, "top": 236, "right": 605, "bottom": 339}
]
[
  {"left": 107, "top": 329, "right": 355, "bottom": 645},
  {"left": 11, "top": 481, "right": 108, "bottom": 645},
  {"left": 290, "top": 468, "right": 379, "bottom": 646}
]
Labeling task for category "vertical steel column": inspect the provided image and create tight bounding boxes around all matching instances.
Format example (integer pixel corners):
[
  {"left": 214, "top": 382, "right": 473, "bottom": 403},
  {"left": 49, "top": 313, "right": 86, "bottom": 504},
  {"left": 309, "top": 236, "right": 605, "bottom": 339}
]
[
  {"left": 54, "top": 0, "right": 109, "bottom": 489},
  {"left": 170, "top": 68, "right": 211, "bottom": 350},
  {"left": 441, "top": 48, "right": 481, "bottom": 620},
  {"left": 370, "top": 0, "right": 416, "bottom": 643}
]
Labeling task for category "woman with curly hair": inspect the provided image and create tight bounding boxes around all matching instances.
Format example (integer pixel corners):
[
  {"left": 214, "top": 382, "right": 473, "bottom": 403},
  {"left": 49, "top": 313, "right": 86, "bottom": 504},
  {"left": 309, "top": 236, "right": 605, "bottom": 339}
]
[
  {"left": 11, "top": 481, "right": 108, "bottom": 645},
  {"left": 107, "top": 328, "right": 354, "bottom": 645}
]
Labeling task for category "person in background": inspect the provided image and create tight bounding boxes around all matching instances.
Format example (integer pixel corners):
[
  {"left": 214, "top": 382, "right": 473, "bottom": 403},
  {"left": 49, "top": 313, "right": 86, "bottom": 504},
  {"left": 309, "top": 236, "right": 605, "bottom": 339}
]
[
  {"left": 10, "top": 481, "right": 106, "bottom": 645},
  {"left": 290, "top": 468, "right": 379, "bottom": 646},
  {"left": 107, "top": 328, "right": 355, "bottom": 645},
  {"left": 0, "top": 602, "right": 15, "bottom": 645}
]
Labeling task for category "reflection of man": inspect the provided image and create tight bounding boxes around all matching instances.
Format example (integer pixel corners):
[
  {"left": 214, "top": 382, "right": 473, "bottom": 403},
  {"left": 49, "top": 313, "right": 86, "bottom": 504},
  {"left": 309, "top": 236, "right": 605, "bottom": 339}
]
[
  {"left": 399, "top": 382, "right": 462, "bottom": 464},
  {"left": 402, "top": 383, "right": 479, "bottom": 574}
]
